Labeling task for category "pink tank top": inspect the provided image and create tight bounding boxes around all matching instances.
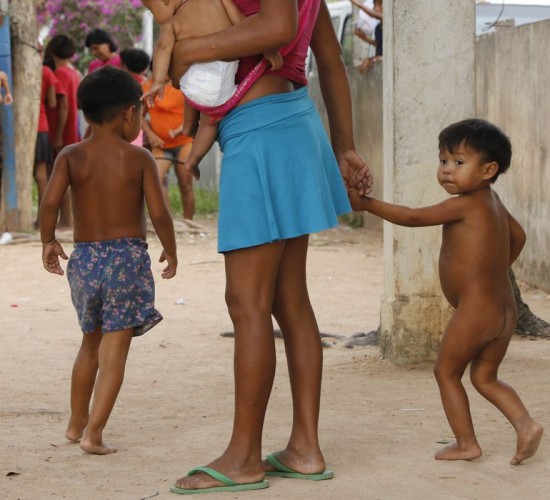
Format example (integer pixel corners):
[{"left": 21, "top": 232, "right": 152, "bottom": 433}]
[{"left": 233, "top": 0, "right": 320, "bottom": 86}]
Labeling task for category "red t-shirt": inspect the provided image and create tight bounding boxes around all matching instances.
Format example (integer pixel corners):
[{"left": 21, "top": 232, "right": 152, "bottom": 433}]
[
  {"left": 88, "top": 54, "right": 122, "bottom": 73},
  {"left": 38, "top": 66, "right": 58, "bottom": 133},
  {"left": 46, "top": 65, "right": 81, "bottom": 147},
  {"left": 233, "top": 0, "right": 319, "bottom": 86}
]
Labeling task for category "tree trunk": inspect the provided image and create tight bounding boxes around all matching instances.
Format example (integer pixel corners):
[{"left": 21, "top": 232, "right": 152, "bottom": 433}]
[
  {"left": 510, "top": 269, "right": 550, "bottom": 338},
  {"left": 5, "top": 0, "right": 41, "bottom": 231}
]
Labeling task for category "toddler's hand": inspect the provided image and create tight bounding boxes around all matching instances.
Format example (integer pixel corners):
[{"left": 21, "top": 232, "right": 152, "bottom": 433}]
[
  {"left": 159, "top": 250, "right": 178, "bottom": 279},
  {"left": 348, "top": 188, "right": 367, "bottom": 212},
  {"left": 264, "top": 50, "right": 283, "bottom": 71},
  {"left": 42, "top": 240, "right": 68, "bottom": 275}
]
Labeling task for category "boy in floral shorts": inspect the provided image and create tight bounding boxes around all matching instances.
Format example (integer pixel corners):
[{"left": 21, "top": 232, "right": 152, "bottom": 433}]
[{"left": 40, "top": 67, "right": 177, "bottom": 455}]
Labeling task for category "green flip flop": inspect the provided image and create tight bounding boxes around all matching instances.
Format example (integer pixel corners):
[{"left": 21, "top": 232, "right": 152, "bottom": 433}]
[
  {"left": 170, "top": 466, "right": 269, "bottom": 495},
  {"left": 265, "top": 453, "right": 334, "bottom": 481}
]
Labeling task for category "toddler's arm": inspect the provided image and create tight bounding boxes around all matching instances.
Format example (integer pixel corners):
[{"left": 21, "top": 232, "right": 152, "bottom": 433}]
[
  {"left": 184, "top": 114, "right": 218, "bottom": 180},
  {"left": 508, "top": 212, "right": 526, "bottom": 265},
  {"left": 349, "top": 190, "right": 467, "bottom": 227},
  {"left": 143, "top": 22, "right": 176, "bottom": 104},
  {"left": 142, "top": 150, "right": 178, "bottom": 278}
]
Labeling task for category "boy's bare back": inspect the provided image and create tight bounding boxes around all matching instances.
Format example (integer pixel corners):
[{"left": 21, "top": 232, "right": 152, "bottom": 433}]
[
  {"left": 168, "top": 0, "right": 240, "bottom": 41},
  {"left": 52, "top": 137, "right": 165, "bottom": 243}
]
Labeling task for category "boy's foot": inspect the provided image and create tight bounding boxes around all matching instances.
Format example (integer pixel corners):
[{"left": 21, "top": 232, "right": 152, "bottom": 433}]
[
  {"left": 511, "top": 420, "right": 543, "bottom": 465},
  {"left": 435, "top": 442, "right": 482, "bottom": 461},
  {"left": 80, "top": 437, "right": 117, "bottom": 455},
  {"left": 65, "top": 416, "right": 88, "bottom": 442}
]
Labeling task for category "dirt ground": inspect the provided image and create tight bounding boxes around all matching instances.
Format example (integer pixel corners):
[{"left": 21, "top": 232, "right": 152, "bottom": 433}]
[{"left": 1, "top": 220, "right": 549, "bottom": 500}]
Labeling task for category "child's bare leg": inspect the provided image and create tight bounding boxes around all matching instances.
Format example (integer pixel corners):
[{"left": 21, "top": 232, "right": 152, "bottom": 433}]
[
  {"left": 470, "top": 328, "right": 543, "bottom": 465},
  {"left": 266, "top": 234, "right": 327, "bottom": 473},
  {"left": 34, "top": 161, "right": 49, "bottom": 227},
  {"left": 152, "top": 151, "right": 172, "bottom": 208},
  {"left": 433, "top": 309, "right": 484, "bottom": 460},
  {"left": 174, "top": 242, "right": 284, "bottom": 491},
  {"left": 174, "top": 143, "right": 195, "bottom": 220},
  {"left": 66, "top": 327, "right": 102, "bottom": 442},
  {"left": 80, "top": 328, "right": 133, "bottom": 455},
  {"left": 58, "top": 190, "right": 72, "bottom": 228}
]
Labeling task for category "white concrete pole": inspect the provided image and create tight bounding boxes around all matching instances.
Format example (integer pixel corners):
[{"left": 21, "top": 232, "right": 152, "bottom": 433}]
[
  {"left": 142, "top": 10, "right": 154, "bottom": 56},
  {"left": 380, "top": 0, "right": 476, "bottom": 363}
]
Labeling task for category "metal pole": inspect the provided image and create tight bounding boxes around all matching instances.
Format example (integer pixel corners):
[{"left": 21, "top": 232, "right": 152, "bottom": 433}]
[{"left": 0, "top": 1, "right": 18, "bottom": 229}]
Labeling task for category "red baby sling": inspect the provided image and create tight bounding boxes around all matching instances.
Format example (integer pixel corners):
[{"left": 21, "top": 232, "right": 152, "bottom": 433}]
[{"left": 184, "top": 0, "right": 315, "bottom": 121}]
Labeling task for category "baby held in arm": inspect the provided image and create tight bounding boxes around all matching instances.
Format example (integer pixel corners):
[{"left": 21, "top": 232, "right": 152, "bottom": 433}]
[{"left": 141, "top": 0, "right": 283, "bottom": 180}]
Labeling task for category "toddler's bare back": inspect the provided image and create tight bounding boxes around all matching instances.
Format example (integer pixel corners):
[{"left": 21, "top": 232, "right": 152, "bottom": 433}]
[{"left": 171, "top": 0, "right": 236, "bottom": 41}]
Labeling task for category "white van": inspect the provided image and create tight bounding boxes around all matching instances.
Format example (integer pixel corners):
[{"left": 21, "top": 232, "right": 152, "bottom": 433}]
[{"left": 307, "top": 1, "right": 355, "bottom": 75}]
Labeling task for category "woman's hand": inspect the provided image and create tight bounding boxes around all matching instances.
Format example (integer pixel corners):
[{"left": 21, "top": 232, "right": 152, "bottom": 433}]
[{"left": 337, "top": 149, "right": 373, "bottom": 196}]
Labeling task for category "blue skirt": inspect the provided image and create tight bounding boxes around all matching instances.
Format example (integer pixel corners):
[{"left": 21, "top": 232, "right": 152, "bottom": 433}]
[{"left": 217, "top": 87, "right": 351, "bottom": 252}]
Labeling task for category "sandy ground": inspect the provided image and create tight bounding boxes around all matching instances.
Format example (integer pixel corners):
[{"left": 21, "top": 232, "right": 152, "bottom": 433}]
[{"left": 1, "top": 220, "right": 549, "bottom": 500}]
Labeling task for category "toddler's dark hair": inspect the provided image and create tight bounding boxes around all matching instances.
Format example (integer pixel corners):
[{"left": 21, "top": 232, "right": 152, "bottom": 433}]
[
  {"left": 78, "top": 66, "right": 142, "bottom": 124},
  {"left": 85, "top": 28, "right": 118, "bottom": 52},
  {"left": 438, "top": 118, "right": 512, "bottom": 182},
  {"left": 120, "top": 48, "right": 150, "bottom": 74}
]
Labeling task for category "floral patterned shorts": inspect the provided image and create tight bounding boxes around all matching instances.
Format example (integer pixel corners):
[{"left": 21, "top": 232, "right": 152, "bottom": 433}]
[{"left": 66, "top": 238, "right": 163, "bottom": 336}]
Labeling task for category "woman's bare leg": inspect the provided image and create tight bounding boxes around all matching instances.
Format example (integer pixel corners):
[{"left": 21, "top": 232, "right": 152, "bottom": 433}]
[
  {"left": 80, "top": 328, "right": 133, "bottom": 455},
  {"left": 65, "top": 327, "right": 102, "bottom": 442},
  {"left": 175, "top": 242, "right": 285, "bottom": 490},
  {"left": 266, "top": 234, "right": 327, "bottom": 473},
  {"left": 470, "top": 327, "right": 543, "bottom": 465}
]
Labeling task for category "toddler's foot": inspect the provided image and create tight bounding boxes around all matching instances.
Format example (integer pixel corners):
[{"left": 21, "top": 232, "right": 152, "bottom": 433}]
[
  {"left": 80, "top": 430, "right": 117, "bottom": 455},
  {"left": 435, "top": 442, "right": 482, "bottom": 461},
  {"left": 511, "top": 419, "right": 543, "bottom": 465},
  {"left": 65, "top": 416, "right": 87, "bottom": 442}
]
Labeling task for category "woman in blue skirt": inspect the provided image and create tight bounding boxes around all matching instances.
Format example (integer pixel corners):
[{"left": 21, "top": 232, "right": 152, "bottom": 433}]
[{"left": 166, "top": 0, "right": 373, "bottom": 494}]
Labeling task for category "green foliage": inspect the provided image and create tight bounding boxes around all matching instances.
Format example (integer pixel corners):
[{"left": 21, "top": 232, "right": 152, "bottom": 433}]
[{"left": 169, "top": 184, "right": 219, "bottom": 216}]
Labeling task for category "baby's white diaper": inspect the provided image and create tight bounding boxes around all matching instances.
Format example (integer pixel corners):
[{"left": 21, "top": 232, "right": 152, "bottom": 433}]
[{"left": 179, "top": 60, "right": 238, "bottom": 107}]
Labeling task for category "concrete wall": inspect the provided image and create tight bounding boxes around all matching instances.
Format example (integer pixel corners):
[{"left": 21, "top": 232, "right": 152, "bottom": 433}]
[
  {"left": 309, "top": 20, "right": 550, "bottom": 292},
  {"left": 476, "top": 21, "right": 550, "bottom": 292}
]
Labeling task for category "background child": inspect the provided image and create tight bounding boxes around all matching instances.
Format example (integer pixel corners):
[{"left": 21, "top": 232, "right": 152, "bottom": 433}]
[
  {"left": 142, "top": 73, "right": 195, "bottom": 220},
  {"left": 40, "top": 66, "right": 177, "bottom": 455},
  {"left": 350, "top": 118, "right": 543, "bottom": 465},
  {"left": 44, "top": 34, "right": 82, "bottom": 228},
  {"left": 34, "top": 63, "right": 58, "bottom": 228},
  {"left": 141, "top": 0, "right": 282, "bottom": 180}
]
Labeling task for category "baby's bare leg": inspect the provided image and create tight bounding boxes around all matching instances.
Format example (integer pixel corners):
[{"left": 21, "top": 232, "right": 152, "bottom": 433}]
[
  {"left": 470, "top": 330, "right": 543, "bottom": 465},
  {"left": 80, "top": 328, "right": 133, "bottom": 455},
  {"left": 434, "top": 309, "right": 485, "bottom": 461},
  {"left": 66, "top": 328, "right": 102, "bottom": 442}
]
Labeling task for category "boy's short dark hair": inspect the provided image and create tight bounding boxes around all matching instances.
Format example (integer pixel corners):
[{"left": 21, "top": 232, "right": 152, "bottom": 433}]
[
  {"left": 438, "top": 118, "right": 512, "bottom": 183},
  {"left": 78, "top": 66, "right": 142, "bottom": 124},
  {"left": 85, "top": 28, "right": 118, "bottom": 52},
  {"left": 120, "top": 48, "right": 150, "bottom": 74},
  {"left": 45, "top": 34, "right": 76, "bottom": 60}
]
